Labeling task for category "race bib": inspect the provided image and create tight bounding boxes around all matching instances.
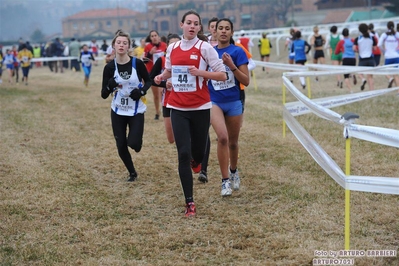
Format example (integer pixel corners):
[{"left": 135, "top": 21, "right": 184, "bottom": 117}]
[
  {"left": 82, "top": 57, "right": 91, "bottom": 66},
  {"left": 171, "top": 66, "right": 196, "bottom": 92},
  {"left": 153, "top": 51, "right": 164, "bottom": 64},
  {"left": 211, "top": 67, "right": 235, "bottom": 91}
]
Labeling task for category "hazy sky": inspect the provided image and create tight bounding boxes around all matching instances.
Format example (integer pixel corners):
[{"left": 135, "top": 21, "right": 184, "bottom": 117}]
[{"left": 0, "top": 0, "right": 149, "bottom": 42}]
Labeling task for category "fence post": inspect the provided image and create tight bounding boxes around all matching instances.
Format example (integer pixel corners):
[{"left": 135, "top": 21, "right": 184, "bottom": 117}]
[{"left": 341, "top": 112, "right": 360, "bottom": 250}]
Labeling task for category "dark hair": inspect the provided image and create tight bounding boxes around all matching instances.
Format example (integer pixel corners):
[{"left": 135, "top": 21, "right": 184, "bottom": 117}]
[
  {"left": 167, "top": 33, "right": 181, "bottom": 44},
  {"left": 181, "top": 10, "right": 201, "bottom": 24},
  {"left": 181, "top": 10, "right": 208, "bottom": 41},
  {"left": 330, "top": 26, "right": 337, "bottom": 34},
  {"left": 295, "top": 31, "right": 302, "bottom": 39},
  {"left": 368, "top": 23, "right": 374, "bottom": 31},
  {"left": 359, "top": 23, "right": 369, "bottom": 38},
  {"left": 342, "top": 28, "right": 349, "bottom": 37},
  {"left": 208, "top": 17, "right": 218, "bottom": 27},
  {"left": 216, "top": 18, "right": 235, "bottom": 44},
  {"left": 387, "top": 21, "right": 395, "bottom": 35},
  {"left": 145, "top": 30, "right": 159, "bottom": 43}
]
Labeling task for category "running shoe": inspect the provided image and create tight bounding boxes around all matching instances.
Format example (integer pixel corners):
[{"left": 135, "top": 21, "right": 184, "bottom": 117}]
[
  {"left": 353, "top": 75, "right": 357, "bottom": 85},
  {"left": 190, "top": 160, "right": 201, "bottom": 174},
  {"left": 221, "top": 179, "right": 232, "bottom": 196},
  {"left": 154, "top": 114, "right": 159, "bottom": 120},
  {"left": 198, "top": 170, "right": 208, "bottom": 183},
  {"left": 360, "top": 80, "right": 367, "bottom": 91},
  {"left": 302, "top": 84, "right": 306, "bottom": 90},
  {"left": 230, "top": 169, "right": 240, "bottom": 191},
  {"left": 127, "top": 171, "right": 137, "bottom": 182},
  {"left": 185, "top": 202, "right": 196, "bottom": 217},
  {"left": 340, "top": 81, "right": 343, "bottom": 89},
  {"left": 388, "top": 78, "right": 394, "bottom": 88}
]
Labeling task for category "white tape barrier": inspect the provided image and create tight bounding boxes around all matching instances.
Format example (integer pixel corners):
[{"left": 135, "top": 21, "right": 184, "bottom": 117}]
[
  {"left": 253, "top": 60, "right": 399, "bottom": 75},
  {"left": 30, "top": 56, "right": 105, "bottom": 62},
  {"left": 345, "top": 175, "right": 399, "bottom": 194},
  {"left": 253, "top": 60, "right": 307, "bottom": 71},
  {"left": 285, "top": 87, "right": 399, "bottom": 117},
  {"left": 283, "top": 106, "right": 346, "bottom": 188},
  {"left": 344, "top": 124, "right": 399, "bottom": 148},
  {"left": 283, "top": 76, "right": 342, "bottom": 123},
  {"left": 305, "top": 63, "right": 399, "bottom": 76},
  {"left": 283, "top": 106, "right": 399, "bottom": 194},
  {"left": 282, "top": 76, "right": 399, "bottom": 194},
  {"left": 283, "top": 76, "right": 399, "bottom": 147}
]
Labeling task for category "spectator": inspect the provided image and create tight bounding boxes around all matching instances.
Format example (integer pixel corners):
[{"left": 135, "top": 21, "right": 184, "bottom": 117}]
[
  {"left": 33, "top": 44, "right": 41, "bottom": 67},
  {"left": 0, "top": 45, "right": 3, "bottom": 83},
  {"left": 53, "top": 37, "right": 65, "bottom": 73},
  {"left": 131, "top": 39, "right": 137, "bottom": 49},
  {"left": 45, "top": 41, "right": 54, "bottom": 71},
  {"left": 63, "top": 40, "right": 69, "bottom": 69},
  {"left": 101, "top": 39, "right": 108, "bottom": 54},
  {"left": 17, "top": 38, "right": 24, "bottom": 51},
  {"left": 40, "top": 43, "right": 47, "bottom": 66},
  {"left": 69, "top": 38, "right": 81, "bottom": 72}
]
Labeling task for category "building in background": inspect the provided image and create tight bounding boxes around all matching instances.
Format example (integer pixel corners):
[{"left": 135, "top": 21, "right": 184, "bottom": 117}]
[
  {"left": 62, "top": 8, "right": 148, "bottom": 39},
  {"left": 61, "top": 0, "right": 397, "bottom": 40}
]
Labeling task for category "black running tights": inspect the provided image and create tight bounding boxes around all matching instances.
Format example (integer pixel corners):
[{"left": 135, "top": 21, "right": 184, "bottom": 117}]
[
  {"left": 111, "top": 110, "right": 144, "bottom": 174},
  {"left": 171, "top": 109, "right": 210, "bottom": 203}
]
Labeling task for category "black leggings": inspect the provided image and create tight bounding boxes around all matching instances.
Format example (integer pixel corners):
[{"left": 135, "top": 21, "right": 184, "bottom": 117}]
[
  {"left": 171, "top": 109, "right": 210, "bottom": 203},
  {"left": 111, "top": 110, "right": 144, "bottom": 174}
]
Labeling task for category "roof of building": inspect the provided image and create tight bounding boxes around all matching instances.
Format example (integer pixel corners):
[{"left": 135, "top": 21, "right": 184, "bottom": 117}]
[
  {"left": 322, "top": 10, "right": 353, "bottom": 24},
  {"left": 64, "top": 8, "right": 139, "bottom": 20},
  {"left": 347, "top": 9, "right": 385, "bottom": 22}
]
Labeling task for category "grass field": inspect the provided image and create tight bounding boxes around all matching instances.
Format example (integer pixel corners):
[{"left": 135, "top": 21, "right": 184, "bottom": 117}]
[{"left": 0, "top": 51, "right": 398, "bottom": 265}]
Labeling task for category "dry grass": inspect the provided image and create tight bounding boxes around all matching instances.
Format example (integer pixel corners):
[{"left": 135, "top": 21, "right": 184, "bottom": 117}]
[{"left": 0, "top": 51, "right": 398, "bottom": 266}]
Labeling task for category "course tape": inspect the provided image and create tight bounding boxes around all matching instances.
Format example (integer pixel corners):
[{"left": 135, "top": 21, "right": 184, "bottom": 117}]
[
  {"left": 344, "top": 124, "right": 399, "bottom": 148},
  {"left": 253, "top": 60, "right": 399, "bottom": 75},
  {"left": 282, "top": 76, "right": 399, "bottom": 195},
  {"left": 305, "top": 63, "right": 399, "bottom": 76},
  {"left": 285, "top": 87, "right": 398, "bottom": 117},
  {"left": 283, "top": 106, "right": 399, "bottom": 195},
  {"left": 283, "top": 76, "right": 342, "bottom": 123},
  {"left": 283, "top": 106, "right": 346, "bottom": 188},
  {"left": 30, "top": 56, "right": 105, "bottom": 62}
]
